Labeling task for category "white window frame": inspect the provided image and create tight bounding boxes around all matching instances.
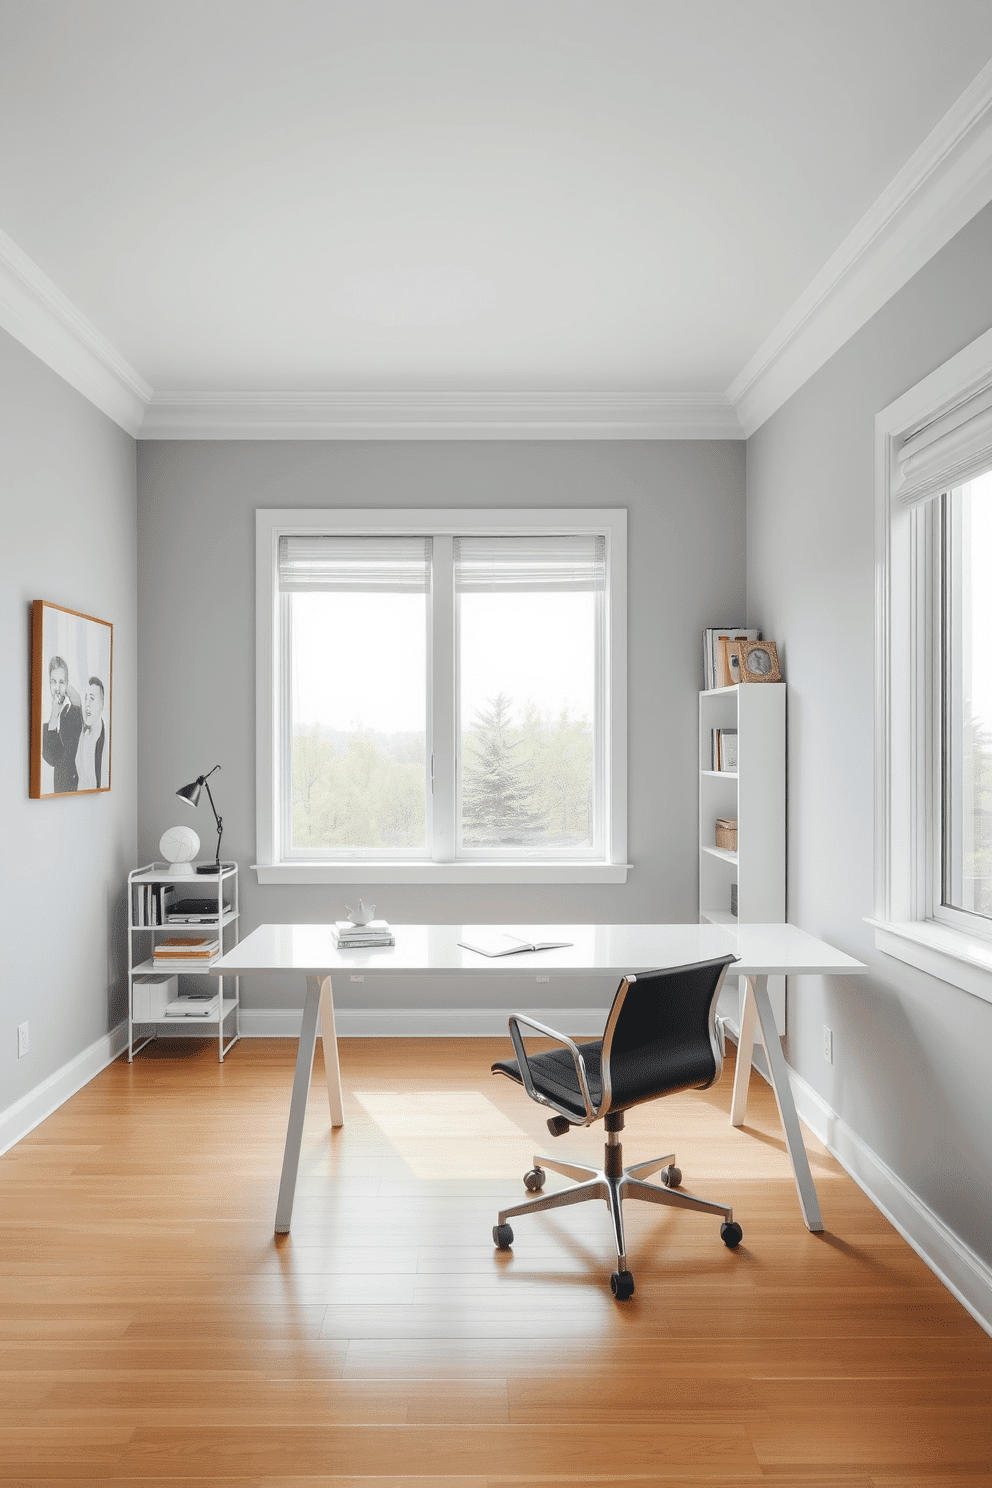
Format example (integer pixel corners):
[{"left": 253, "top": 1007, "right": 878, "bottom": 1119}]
[
  {"left": 872, "top": 326, "right": 992, "bottom": 1004},
  {"left": 254, "top": 507, "right": 628, "bottom": 885}
]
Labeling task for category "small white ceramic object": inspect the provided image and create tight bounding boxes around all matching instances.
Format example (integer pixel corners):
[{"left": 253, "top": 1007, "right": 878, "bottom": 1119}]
[
  {"left": 345, "top": 899, "right": 376, "bottom": 926},
  {"left": 160, "top": 825, "right": 200, "bottom": 875}
]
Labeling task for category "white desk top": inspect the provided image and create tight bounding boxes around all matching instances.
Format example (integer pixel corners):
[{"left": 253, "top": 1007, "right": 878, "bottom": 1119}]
[{"left": 214, "top": 922, "right": 866, "bottom": 979}]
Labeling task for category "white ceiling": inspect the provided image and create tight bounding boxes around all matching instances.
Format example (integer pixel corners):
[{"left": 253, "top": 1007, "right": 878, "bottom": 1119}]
[{"left": 1, "top": 0, "right": 992, "bottom": 435}]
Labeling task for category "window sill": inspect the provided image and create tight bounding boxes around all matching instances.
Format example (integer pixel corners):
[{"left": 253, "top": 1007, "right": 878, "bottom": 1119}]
[
  {"left": 253, "top": 862, "right": 631, "bottom": 886},
  {"left": 867, "top": 917, "right": 992, "bottom": 1006}
]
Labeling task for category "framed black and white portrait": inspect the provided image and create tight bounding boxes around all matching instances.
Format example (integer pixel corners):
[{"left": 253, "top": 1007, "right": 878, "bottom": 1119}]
[{"left": 30, "top": 600, "right": 113, "bottom": 798}]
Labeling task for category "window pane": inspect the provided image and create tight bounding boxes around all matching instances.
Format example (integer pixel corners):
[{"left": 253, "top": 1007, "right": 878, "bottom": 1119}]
[
  {"left": 288, "top": 591, "right": 427, "bottom": 853},
  {"left": 458, "top": 590, "right": 598, "bottom": 853},
  {"left": 943, "top": 471, "right": 992, "bottom": 917}
]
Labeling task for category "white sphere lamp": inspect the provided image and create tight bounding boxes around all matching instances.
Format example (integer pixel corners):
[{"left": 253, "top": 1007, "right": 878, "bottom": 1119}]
[{"left": 159, "top": 825, "right": 200, "bottom": 875}]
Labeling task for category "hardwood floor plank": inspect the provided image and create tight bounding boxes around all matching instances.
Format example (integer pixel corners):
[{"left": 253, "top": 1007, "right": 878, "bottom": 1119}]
[{"left": 111, "top": 1422, "right": 762, "bottom": 1477}]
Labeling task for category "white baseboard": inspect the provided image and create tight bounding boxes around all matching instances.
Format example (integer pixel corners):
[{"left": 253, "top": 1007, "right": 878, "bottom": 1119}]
[
  {"left": 239, "top": 1006, "right": 609, "bottom": 1039},
  {"left": 788, "top": 1066, "right": 992, "bottom": 1338},
  {"left": 0, "top": 1021, "right": 128, "bottom": 1157}
]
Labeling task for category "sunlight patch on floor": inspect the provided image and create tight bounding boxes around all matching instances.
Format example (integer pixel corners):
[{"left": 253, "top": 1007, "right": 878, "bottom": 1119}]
[{"left": 353, "top": 1090, "right": 535, "bottom": 1178}]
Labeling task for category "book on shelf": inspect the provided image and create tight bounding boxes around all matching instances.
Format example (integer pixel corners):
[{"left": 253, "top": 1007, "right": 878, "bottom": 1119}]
[
  {"left": 458, "top": 932, "right": 573, "bottom": 958},
  {"left": 165, "top": 995, "right": 220, "bottom": 1018},
  {"left": 702, "top": 627, "right": 760, "bottom": 690},
  {"left": 152, "top": 937, "right": 220, "bottom": 963},
  {"left": 717, "top": 728, "right": 738, "bottom": 770},
  {"left": 151, "top": 883, "right": 176, "bottom": 927},
  {"left": 153, "top": 935, "right": 219, "bottom": 950},
  {"left": 168, "top": 898, "right": 231, "bottom": 923}
]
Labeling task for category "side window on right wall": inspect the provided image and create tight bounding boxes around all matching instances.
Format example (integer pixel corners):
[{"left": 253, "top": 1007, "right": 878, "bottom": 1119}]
[
  {"left": 874, "top": 326, "right": 992, "bottom": 1004},
  {"left": 940, "top": 470, "right": 992, "bottom": 928}
]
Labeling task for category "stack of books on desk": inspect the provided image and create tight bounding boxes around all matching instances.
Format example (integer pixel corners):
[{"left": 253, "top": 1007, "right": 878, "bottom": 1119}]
[
  {"left": 152, "top": 936, "right": 220, "bottom": 968},
  {"left": 331, "top": 919, "right": 395, "bottom": 948}
]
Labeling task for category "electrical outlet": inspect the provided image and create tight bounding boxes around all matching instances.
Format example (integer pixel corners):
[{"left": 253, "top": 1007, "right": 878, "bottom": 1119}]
[
  {"left": 17, "top": 1022, "right": 29, "bottom": 1058},
  {"left": 823, "top": 1025, "right": 833, "bottom": 1063},
  {"left": 350, "top": 974, "right": 364, "bottom": 982},
  {"left": 536, "top": 975, "right": 550, "bottom": 983}
]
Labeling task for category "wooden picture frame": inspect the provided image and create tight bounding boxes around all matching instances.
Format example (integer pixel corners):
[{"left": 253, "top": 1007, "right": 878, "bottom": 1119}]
[
  {"left": 30, "top": 600, "right": 113, "bottom": 798},
  {"left": 738, "top": 638, "right": 782, "bottom": 684}
]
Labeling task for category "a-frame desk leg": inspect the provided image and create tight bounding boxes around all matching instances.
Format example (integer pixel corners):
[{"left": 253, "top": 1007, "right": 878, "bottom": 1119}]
[
  {"left": 274, "top": 973, "right": 344, "bottom": 1234},
  {"left": 729, "top": 974, "right": 824, "bottom": 1234}
]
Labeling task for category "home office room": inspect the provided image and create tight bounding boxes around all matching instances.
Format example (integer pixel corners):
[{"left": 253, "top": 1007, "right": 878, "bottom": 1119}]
[{"left": 3, "top": 4, "right": 992, "bottom": 1484}]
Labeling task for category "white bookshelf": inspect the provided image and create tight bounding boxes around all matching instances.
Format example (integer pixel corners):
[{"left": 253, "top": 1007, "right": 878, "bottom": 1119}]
[
  {"left": 699, "top": 683, "right": 786, "bottom": 1035},
  {"left": 126, "top": 861, "right": 241, "bottom": 1062}
]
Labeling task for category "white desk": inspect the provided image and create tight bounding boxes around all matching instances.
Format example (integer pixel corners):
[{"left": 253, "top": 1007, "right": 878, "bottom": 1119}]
[{"left": 213, "top": 922, "right": 866, "bottom": 1234}]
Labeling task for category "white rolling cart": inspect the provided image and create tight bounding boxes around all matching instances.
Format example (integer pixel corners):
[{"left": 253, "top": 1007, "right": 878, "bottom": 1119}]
[
  {"left": 126, "top": 861, "right": 240, "bottom": 1061},
  {"left": 699, "top": 682, "right": 786, "bottom": 1038}
]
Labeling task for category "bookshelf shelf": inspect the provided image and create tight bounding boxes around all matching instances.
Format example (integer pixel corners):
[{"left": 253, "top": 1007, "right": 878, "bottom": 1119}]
[
  {"left": 126, "top": 861, "right": 240, "bottom": 1062},
  {"left": 131, "top": 956, "right": 223, "bottom": 976},
  {"left": 131, "top": 908, "right": 240, "bottom": 933},
  {"left": 702, "top": 845, "right": 739, "bottom": 864},
  {"left": 131, "top": 996, "right": 239, "bottom": 1028}
]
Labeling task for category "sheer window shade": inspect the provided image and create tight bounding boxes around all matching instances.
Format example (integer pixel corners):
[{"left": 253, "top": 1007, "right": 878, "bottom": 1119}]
[
  {"left": 894, "top": 381, "right": 992, "bottom": 509},
  {"left": 454, "top": 534, "right": 606, "bottom": 593},
  {"left": 278, "top": 535, "right": 431, "bottom": 592}
]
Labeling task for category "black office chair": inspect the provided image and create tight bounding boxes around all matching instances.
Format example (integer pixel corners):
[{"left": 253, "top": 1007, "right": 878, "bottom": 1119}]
[{"left": 491, "top": 954, "right": 742, "bottom": 1298}]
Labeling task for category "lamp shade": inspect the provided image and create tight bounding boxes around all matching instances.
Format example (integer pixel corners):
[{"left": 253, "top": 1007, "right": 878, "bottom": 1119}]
[{"left": 176, "top": 778, "right": 203, "bottom": 806}]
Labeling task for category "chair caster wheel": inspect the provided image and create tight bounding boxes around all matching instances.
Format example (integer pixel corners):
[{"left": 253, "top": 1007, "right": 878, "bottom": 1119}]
[
  {"left": 660, "top": 1164, "right": 682, "bottom": 1188},
  {"left": 721, "top": 1220, "right": 743, "bottom": 1248},
  {"left": 523, "top": 1167, "right": 546, "bottom": 1191},
  {"left": 610, "top": 1269, "right": 635, "bottom": 1300},
  {"left": 493, "top": 1224, "right": 514, "bottom": 1250}
]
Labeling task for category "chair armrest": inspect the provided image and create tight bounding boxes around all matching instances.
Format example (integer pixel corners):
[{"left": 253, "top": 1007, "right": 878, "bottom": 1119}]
[{"left": 507, "top": 1013, "right": 597, "bottom": 1123}]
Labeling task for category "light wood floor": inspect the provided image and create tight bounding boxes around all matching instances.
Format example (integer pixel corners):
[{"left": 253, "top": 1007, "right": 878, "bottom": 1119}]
[{"left": 1, "top": 1035, "right": 990, "bottom": 1487}]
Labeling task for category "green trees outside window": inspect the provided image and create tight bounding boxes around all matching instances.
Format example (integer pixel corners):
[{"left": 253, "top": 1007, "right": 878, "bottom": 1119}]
[{"left": 292, "top": 692, "right": 593, "bottom": 852}]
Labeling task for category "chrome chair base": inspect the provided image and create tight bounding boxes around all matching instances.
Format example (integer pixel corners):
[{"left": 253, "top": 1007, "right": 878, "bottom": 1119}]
[{"left": 496, "top": 1143, "right": 734, "bottom": 1276}]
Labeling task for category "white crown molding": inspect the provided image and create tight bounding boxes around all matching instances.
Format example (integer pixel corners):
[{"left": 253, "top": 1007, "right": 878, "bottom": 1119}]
[
  {"left": 139, "top": 389, "right": 742, "bottom": 440},
  {"left": 6, "top": 57, "right": 992, "bottom": 445},
  {"left": 0, "top": 228, "right": 150, "bottom": 436},
  {"left": 729, "top": 57, "right": 992, "bottom": 439}
]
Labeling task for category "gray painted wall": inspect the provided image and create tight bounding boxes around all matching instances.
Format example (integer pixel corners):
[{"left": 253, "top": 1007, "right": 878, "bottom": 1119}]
[
  {"left": 0, "top": 328, "right": 137, "bottom": 1109},
  {"left": 136, "top": 439, "right": 745, "bottom": 1012},
  {"left": 746, "top": 200, "right": 992, "bottom": 1264}
]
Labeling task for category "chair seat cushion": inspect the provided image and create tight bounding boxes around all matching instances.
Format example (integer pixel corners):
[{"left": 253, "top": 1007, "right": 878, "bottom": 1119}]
[{"left": 492, "top": 1041, "right": 604, "bottom": 1118}]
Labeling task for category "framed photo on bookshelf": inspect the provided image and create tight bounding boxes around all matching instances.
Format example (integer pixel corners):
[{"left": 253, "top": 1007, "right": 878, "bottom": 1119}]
[
  {"left": 738, "top": 639, "right": 782, "bottom": 684},
  {"left": 30, "top": 600, "right": 113, "bottom": 798}
]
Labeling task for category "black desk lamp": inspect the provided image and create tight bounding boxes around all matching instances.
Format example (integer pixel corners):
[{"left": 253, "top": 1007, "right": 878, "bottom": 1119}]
[{"left": 176, "top": 765, "right": 224, "bottom": 875}]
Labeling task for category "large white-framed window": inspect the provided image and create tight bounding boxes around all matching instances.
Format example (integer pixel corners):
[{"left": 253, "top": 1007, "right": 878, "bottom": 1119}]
[
  {"left": 255, "top": 508, "right": 628, "bottom": 884},
  {"left": 873, "top": 326, "right": 992, "bottom": 1004}
]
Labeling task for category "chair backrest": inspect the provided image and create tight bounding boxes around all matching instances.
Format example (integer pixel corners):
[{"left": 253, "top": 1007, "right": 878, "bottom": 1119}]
[{"left": 598, "top": 954, "right": 737, "bottom": 1115}]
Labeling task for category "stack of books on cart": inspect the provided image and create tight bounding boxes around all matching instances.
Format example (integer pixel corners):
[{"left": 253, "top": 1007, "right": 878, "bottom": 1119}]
[
  {"left": 152, "top": 935, "right": 220, "bottom": 968},
  {"left": 331, "top": 919, "right": 395, "bottom": 948}
]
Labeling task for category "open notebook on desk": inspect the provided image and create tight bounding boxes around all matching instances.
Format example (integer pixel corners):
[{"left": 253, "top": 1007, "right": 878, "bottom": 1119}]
[{"left": 458, "top": 932, "right": 573, "bottom": 957}]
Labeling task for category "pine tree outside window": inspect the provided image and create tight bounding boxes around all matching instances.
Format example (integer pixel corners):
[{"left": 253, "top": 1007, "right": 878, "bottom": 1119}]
[{"left": 455, "top": 534, "right": 605, "bottom": 858}]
